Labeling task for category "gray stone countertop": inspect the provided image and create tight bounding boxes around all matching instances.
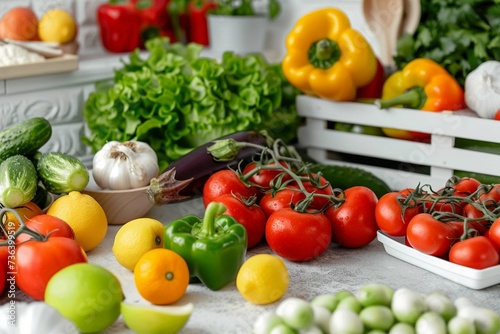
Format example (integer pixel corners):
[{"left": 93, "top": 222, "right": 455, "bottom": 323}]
[{"left": 88, "top": 197, "right": 500, "bottom": 334}]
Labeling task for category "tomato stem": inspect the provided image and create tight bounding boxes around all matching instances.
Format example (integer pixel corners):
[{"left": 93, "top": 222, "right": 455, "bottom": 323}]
[
  {"left": 0, "top": 207, "right": 46, "bottom": 246},
  {"left": 208, "top": 137, "right": 344, "bottom": 212}
]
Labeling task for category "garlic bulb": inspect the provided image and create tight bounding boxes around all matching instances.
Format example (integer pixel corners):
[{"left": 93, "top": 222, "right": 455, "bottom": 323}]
[
  {"left": 464, "top": 60, "right": 500, "bottom": 119},
  {"left": 92, "top": 140, "right": 159, "bottom": 190}
]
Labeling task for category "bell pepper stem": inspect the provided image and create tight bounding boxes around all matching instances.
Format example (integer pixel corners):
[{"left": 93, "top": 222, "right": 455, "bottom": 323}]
[
  {"left": 375, "top": 87, "right": 426, "bottom": 110},
  {"left": 197, "top": 202, "right": 227, "bottom": 239}
]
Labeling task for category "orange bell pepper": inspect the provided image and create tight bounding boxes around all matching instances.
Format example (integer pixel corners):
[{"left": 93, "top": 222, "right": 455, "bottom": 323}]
[
  {"left": 375, "top": 58, "right": 466, "bottom": 141},
  {"left": 282, "top": 7, "right": 377, "bottom": 102}
]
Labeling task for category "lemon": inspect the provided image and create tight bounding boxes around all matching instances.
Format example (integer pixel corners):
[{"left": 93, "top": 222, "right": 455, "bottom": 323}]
[
  {"left": 38, "top": 9, "right": 77, "bottom": 44},
  {"left": 121, "top": 302, "right": 193, "bottom": 334},
  {"left": 236, "top": 254, "right": 289, "bottom": 305},
  {"left": 47, "top": 191, "right": 107, "bottom": 251},
  {"left": 113, "top": 218, "right": 165, "bottom": 271}
]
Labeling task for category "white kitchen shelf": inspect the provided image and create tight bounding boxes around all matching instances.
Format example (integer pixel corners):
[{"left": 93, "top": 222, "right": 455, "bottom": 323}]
[{"left": 296, "top": 95, "right": 500, "bottom": 191}]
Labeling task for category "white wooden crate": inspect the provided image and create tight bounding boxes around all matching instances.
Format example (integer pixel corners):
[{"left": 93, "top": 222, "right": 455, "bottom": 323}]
[{"left": 296, "top": 95, "right": 500, "bottom": 191}]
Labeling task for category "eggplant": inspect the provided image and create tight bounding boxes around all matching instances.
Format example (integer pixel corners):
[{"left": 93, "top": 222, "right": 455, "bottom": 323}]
[{"left": 147, "top": 131, "right": 268, "bottom": 205}]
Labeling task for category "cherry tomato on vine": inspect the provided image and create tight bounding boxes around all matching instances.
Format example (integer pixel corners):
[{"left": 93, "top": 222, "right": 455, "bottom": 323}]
[
  {"left": 211, "top": 194, "right": 267, "bottom": 248},
  {"left": 421, "top": 193, "right": 463, "bottom": 215},
  {"left": 447, "top": 220, "right": 489, "bottom": 239},
  {"left": 202, "top": 169, "right": 259, "bottom": 207},
  {"left": 406, "top": 213, "right": 456, "bottom": 257},
  {"left": 15, "top": 237, "right": 87, "bottom": 300},
  {"left": 266, "top": 208, "right": 332, "bottom": 262},
  {"left": 477, "top": 184, "right": 500, "bottom": 210},
  {"left": 449, "top": 236, "right": 500, "bottom": 269},
  {"left": 15, "top": 214, "right": 75, "bottom": 244},
  {"left": 259, "top": 189, "right": 306, "bottom": 218},
  {"left": 290, "top": 173, "right": 333, "bottom": 210},
  {"left": 463, "top": 203, "right": 490, "bottom": 226},
  {"left": 488, "top": 218, "right": 500, "bottom": 250},
  {"left": 325, "top": 186, "right": 378, "bottom": 248},
  {"left": 375, "top": 191, "right": 421, "bottom": 237},
  {"left": 451, "top": 177, "right": 481, "bottom": 198},
  {"left": 242, "top": 161, "right": 290, "bottom": 192}
]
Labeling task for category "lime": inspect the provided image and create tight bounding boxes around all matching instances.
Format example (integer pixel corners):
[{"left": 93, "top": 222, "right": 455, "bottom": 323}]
[
  {"left": 44, "top": 263, "right": 124, "bottom": 333},
  {"left": 121, "top": 302, "right": 193, "bottom": 334},
  {"left": 236, "top": 254, "right": 289, "bottom": 305}
]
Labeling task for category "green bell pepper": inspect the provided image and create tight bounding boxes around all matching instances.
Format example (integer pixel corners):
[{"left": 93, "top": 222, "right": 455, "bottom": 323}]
[{"left": 163, "top": 202, "right": 247, "bottom": 291}]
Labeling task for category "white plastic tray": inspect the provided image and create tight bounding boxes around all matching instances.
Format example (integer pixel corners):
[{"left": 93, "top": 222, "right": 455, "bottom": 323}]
[{"left": 377, "top": 231, "right": 500, "bottom": 290}]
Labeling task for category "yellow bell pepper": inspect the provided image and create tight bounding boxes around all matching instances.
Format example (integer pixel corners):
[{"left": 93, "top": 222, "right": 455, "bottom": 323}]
[
  {"left": 375, "top": 58, "right": 466, "bottom": 141},
  {"left": 282, "top": 7, "right": 377, "bottom": 102}
]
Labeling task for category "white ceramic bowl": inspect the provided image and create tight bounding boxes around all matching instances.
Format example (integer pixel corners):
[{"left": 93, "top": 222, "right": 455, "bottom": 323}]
[{"left": 81, "top": 172, "right": 154, "bottom": 225}]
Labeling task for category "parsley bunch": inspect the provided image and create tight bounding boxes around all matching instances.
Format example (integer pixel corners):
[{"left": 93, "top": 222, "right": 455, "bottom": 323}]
[{"left": 394, "top": 0, "right": 500, "bottom": 87}]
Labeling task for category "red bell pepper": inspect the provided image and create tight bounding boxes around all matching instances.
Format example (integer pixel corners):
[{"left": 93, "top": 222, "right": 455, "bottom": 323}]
[
  {"left": 97, "top": 0, "right": 142, "bottom": 53},
  {"left": 356, "top": 58, "right": 385, "bottom": 100},
  {"left": 186, "top": 0, "right": 217, "bottom": 45},
  {"left": 139, "top": 0, "right": 177, "bottom": 43}
]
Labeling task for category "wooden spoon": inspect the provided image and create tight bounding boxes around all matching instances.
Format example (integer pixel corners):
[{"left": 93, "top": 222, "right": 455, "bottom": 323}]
[
  {"left": 400, "top": 0, "right": 421, "bottom": 37},
  {"left": 362, "top": 0, "right": 404, "bottom": 68}
]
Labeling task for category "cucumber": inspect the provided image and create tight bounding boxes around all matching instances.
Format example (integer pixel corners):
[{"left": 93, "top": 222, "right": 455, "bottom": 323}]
[
  {"left": 37, "top": 152, "right": 89, "bottom": 195},
  {"left": 0, "top": 155, "right": 38, "bottom": 208},
  {"left": 309, "top": 164, "right": 392, "bottom": 198},
  {"left": 0, "top": 117, "right": 52, "bottom": 164}
]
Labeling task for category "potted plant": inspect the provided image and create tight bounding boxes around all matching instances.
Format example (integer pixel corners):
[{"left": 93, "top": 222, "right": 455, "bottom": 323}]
[{"left": 207, "top": 0, "right": 281, "bottom": 55}]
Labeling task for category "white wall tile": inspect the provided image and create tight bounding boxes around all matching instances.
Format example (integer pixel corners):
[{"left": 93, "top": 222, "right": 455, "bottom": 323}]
[{"left": 75, "top": 0, "right": 107, "bottom": 25}]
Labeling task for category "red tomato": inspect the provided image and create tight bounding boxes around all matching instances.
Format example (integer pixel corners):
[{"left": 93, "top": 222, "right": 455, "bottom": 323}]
[
  {"left": 290, "top": 174, "right": 333, "bottom": 210},
  {"left": 242, "top": 161, "right": 290, "bottom": 191},
  {"left": 463, "top": 203, "right": 489, "bottom": 226},
  {"left": 488, "top": 218, "right": 500, "bottom": 249},
  {"left": 477, "top": 184, "right": 500, "bottom": 209},
  {"left": 447, "top": 220, "right": 489, "bottom": 238},
  {"left": 15, "top": 237, "right": 87, "bottom": 300},
  {"left": 15, "top": 214, "right": 75, "bottom": 244},
  {"left": 449, "top": 236, "right": 500, "bottom": 269},
  {"left": 406, "top": 213, "right": 456, "bottom": 257},
  {"left": 266, "top": 208, "right": 332, "bottom": 262},
  {"left": 450, "top": 177, "right": 481, "bottom": 198},
  {"left": 202, "top": 170, "right": 259, "bottom": 207},
  {"left": 211, "top": 194, "right": 267, "bottom": 249},
  {"left": 375, "top": 191, "right": 421, "bottom": 237},
  {"left": 325, "top": 186, "right": 378, "bottom": 248},
  {"left": 422, "top": 193, "right": 463, "bottom": 215},
  {"left": 259, "top": 189, "right": 306, "bottom": 218}
]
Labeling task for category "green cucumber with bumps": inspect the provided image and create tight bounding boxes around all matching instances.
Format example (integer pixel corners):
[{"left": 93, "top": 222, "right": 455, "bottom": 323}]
[
  {"left": 309, "top": 164, "right": 392, "bottom": 199},
  {"left": 37, "top": 152, "right": 90, "bottom": 195},
  {"left": 0, "top": 155, "right": 38, "bottom": 208},
  {"left": 0, "top": 117, "right": 52, "bottom": 164}
]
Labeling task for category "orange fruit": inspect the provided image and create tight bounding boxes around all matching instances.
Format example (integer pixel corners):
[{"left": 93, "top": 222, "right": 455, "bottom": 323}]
[
  {"left": 0, "top": 7, "right": 39, "bottom": 41},
  {"left": 134, "top": 249, "right": 189, "bottom": 305},
  {"left": 2, "top": 202, "right": 43, "bottom": 232}
]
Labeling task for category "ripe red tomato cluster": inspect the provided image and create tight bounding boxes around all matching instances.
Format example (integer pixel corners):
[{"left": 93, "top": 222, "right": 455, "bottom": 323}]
[
  {"left": 202, "top": 165, "right": 379, "bottom": 262},
  {"left": 0, "top": 211, "right": 87, "bottom": 300},
  {"left": 375, "top": 177, "right": 500, "bottom": 269}
]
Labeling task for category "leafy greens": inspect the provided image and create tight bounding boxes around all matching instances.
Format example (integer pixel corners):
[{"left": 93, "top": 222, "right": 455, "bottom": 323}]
[
  {"left": 82, "top": 38, "right": 299, "bottom": 170},
  {"left": 394, "top": 0, "right": 500, "bottom": 86}
]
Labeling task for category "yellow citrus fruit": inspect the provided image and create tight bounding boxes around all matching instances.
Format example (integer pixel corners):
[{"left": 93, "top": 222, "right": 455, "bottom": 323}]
[
  {"left": 134, "top": 248, "right": 189, "bottom": 305},
  {"left": 112, "top": 218, "right": 165, "bottom": 271},
  {"left": 236, "top": 254, "right": 289, "bottom": 305},
  {"left": 47, "top": 191, "right": 107, "bottom": 251},
  {"left": 38, "top": 9, "right": 77, "bottom": 44}
]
